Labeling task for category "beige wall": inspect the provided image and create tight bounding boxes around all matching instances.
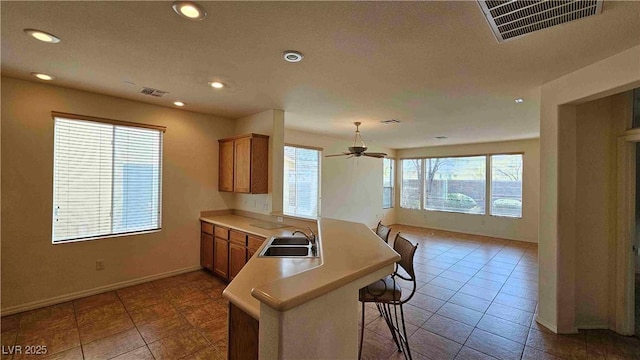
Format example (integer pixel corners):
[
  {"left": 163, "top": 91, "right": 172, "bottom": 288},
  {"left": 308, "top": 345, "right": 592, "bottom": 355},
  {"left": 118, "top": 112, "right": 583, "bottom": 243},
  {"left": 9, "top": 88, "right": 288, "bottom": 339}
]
[
  {"left": 1, "top": 77, "right": 235, "bottom": 312},
  {"left": 574, "top": 94, "right": 630, "bottom": 328},
  {"left": 396, "top": 139, "right": 540, "bottom": 243},
  {"left": 284, "top": 129, "right": 396, "bottom": 228},
  {"left": 539, "top": 45, "right": 640, "bottom": 333}
]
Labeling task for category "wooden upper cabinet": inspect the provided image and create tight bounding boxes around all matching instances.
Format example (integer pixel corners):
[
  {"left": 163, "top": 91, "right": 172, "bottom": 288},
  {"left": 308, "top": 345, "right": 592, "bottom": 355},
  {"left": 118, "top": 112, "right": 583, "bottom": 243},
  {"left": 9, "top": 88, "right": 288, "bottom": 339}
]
[
  {"left": 234, "top": 137, "right": 251, "bottom": 193},
  {"left": 218, "top": 134, "right": 269, "bottom": 194},
  {"left": 219, "top": 140, "right": 235, "bottom": 192}
]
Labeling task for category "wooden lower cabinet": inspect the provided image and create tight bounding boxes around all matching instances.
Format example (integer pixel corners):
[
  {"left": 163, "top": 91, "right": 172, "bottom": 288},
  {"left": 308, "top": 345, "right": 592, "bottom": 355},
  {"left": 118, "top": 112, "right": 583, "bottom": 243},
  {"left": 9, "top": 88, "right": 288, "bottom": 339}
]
[
  {"left": 200, "top": 233, "right": 214, "bottom": 271},
  {"left": 229, "top": 243, "right": 247, "bottom": 280},
  {"left": 201, "top": 221, "right": 266, "bottom": 282},
  {"left": 228, "top": 303, "right": 259, "bottom": 360},
  {"left": 214, "top": 237, "right": 229, "bottom": 279}
]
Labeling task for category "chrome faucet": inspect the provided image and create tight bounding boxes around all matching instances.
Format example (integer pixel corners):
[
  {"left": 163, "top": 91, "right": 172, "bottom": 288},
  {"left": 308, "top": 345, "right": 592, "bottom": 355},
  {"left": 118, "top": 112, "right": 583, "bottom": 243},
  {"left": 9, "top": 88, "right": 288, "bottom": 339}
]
[
  {"left": 292, "top": 227, "right": 316, "bottom": 243},
  {"left": 292, "top": 227, "right": 318, "bottom": 255}
]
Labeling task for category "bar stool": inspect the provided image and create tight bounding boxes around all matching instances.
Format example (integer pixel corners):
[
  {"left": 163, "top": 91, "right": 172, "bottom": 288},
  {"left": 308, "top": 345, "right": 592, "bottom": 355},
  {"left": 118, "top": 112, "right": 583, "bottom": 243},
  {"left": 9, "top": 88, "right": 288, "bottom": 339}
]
[
  {"left": 374, "top": 221, "right": 392, "bottom": 317},
  {"left": 375, "top": 221, "right": 392, "bottom": 243},
  {"left": 358, "top": 233, "right": 418, "bottom": 360}
]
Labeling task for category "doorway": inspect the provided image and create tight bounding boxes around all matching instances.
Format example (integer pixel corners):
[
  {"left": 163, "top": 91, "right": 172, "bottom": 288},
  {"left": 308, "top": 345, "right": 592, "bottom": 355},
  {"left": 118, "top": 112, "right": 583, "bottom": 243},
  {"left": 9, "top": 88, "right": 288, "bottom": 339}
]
[{"left": 617, "top": 88, "right": 640, "bottom": 337}]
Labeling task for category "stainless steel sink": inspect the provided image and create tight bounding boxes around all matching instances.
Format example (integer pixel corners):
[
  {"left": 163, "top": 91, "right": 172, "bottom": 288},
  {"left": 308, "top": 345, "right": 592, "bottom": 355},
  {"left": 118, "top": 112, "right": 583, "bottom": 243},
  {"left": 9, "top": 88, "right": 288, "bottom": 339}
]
[
  {"left": 269, "top": 236, "right": 309, "bottom": 246},
  {"left": 262, "top": 246, "right": 310, "bottom": 257},
  {"left": 258, "top": 235, "right": 319, "bottom": 258}
]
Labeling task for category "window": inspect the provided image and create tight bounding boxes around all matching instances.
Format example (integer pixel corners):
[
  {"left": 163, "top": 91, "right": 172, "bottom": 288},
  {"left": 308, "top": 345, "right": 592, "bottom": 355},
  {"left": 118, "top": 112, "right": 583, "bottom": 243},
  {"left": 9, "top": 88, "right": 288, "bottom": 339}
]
[
  {"left": 52, "top": 115, "right": 163, "bottom": 243},
  {"left": 400, "top": 153, "right": 522, "bottom": 217},
  {"left": 284, "top": 145, "right": 320, "bottom": 218},
  {"left": 424, "top": 156, "right": 486, "bottom": 214},
  {"left": 383, "top": 158, "right": 394, "bottom": 208},
  {"left": 401, "top": 159, "right": 422, "bottom": 209},
  {"left": 490, "top": 154, "right": 523, "bottom": 218}
]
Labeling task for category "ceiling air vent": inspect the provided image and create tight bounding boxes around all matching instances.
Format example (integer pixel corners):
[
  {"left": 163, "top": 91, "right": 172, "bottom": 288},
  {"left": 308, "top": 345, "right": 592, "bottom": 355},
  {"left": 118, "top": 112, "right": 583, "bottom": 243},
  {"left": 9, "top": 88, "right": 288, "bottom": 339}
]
[
  {"left": 139, "top": 87, "right": 168, "bottom": 97},
  {"left": 380, "top": 119, "right": 401, "bottom": 125},
  {"left": 477, "top": 0, "right": 603, "bottom": 43}
]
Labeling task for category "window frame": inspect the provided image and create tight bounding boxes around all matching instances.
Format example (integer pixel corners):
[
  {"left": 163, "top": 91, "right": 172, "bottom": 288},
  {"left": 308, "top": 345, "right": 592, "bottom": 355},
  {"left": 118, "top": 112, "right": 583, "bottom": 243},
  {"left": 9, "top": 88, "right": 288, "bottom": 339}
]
[
  {"left": 399, "top": 152, "right": 524, "bottom": 219},
  {"left": 383, "top": 158, "right": 395, "bottom": 209},
  {"left": 51, "top": 112, "right": 165, "bottom": 244},
  {"left": 283, "top": 143, "right": 322, "bottom": 220}
]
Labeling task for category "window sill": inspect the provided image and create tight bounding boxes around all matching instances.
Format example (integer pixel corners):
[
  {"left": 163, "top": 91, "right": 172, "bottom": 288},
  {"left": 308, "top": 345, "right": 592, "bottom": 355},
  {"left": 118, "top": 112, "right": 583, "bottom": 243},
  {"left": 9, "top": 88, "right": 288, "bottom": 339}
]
[
  {"left": 271, "top": 212, "right": 318, "bottom": 222},
  {"left": 52, "top": 228, "right": 161, "bottom": 245}
]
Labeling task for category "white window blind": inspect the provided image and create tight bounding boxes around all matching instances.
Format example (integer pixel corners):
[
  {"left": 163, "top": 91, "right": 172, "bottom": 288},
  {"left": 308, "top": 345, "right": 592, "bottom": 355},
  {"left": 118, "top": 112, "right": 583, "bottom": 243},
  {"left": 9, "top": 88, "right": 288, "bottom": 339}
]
[
  {"left": 53, "top": 117, "right": 163, "bottom": 243},
  {"left": 383, "top": 158, "right": 394, "bottom": 209},
  {"left": 490, "top": 154, "right": 523, "bottom": 218},
  {"left": 283, "top": 145, "right": 320, "bottom": 218}
]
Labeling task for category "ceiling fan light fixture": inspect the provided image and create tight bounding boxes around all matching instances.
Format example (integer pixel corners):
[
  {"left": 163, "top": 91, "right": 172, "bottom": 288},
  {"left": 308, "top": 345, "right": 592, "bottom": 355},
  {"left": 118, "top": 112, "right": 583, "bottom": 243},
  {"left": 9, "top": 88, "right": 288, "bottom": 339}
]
[{"left": 325, "top": 122, "right": 387, "bottom": 159}]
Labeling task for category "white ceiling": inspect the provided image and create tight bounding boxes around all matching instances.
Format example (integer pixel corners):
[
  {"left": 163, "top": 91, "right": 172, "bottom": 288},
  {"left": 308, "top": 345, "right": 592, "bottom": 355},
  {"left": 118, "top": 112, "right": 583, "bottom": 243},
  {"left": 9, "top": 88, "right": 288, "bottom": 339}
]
[{"left": 2, "top": 1, "right": 639, "bottom": 149}]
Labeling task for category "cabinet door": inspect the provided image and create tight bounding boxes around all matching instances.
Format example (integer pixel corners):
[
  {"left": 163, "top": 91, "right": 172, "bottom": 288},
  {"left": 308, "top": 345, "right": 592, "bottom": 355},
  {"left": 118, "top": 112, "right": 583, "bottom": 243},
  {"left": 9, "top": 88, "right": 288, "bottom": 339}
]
[
  {"left": 234, "top": 137, "right": 251, "bottom": 193},
  {"left": 200, "top": 233, "right": 214, "bottom": 271},
  {"left": 229, "top": 243, "right": 247, "bottom": 280},
  {"left": 214, "top": 238, "right": 229, "bottom": 279},
  {"left": 247, "top": 248, "right": 256, "bottom": 260},
  {"left": 219, "top": 140, "right": 234, "bottom": 192}
]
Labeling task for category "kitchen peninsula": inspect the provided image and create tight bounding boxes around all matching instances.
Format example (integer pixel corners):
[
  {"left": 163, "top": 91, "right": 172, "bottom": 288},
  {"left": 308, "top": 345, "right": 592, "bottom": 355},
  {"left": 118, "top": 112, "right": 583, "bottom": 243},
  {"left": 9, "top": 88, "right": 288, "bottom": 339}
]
[{"left": 200, "top": 214, "right": 400, "bottom": 359}]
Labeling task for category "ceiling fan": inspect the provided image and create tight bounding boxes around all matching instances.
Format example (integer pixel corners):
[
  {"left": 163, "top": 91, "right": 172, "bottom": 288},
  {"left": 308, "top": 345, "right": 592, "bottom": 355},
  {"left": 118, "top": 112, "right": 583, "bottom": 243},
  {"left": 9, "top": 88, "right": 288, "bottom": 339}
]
[{"left": 325, "top": 122, "right": 387, "bottom": 159}]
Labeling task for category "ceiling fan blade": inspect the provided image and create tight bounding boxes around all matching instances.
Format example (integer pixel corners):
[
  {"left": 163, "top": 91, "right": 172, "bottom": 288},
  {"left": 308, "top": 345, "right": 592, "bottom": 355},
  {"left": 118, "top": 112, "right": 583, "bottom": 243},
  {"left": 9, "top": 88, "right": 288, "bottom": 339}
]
[
  {"left": 363, "top": 152, "right": 387, "bottom": 158},
  {"left": 325, "top": 152, "right": 354, "bottom": 157}
]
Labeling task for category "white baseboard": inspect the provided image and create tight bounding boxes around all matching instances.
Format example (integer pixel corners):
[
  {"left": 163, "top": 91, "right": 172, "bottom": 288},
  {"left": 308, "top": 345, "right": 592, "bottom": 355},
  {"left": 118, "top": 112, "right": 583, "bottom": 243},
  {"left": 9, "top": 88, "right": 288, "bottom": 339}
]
[
  {"left": 535, "top": 315, "right": 558, "bottom": 333},
  {"left": 0, "top": 265, "right": 203, "bottom": 316},
  {"left": 575, "top": 322, "right": 609, "bottom": 330}
]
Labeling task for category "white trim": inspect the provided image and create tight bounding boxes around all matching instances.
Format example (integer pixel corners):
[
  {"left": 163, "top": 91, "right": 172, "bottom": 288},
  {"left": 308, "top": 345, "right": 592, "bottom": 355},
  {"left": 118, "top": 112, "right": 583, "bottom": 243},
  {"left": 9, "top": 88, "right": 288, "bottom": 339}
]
[
  {"left": 0, "top": 265, "right": 202, "bottom": 316},
  {"left": 535, "top": 315, "right": 558, "bottom": 333}
]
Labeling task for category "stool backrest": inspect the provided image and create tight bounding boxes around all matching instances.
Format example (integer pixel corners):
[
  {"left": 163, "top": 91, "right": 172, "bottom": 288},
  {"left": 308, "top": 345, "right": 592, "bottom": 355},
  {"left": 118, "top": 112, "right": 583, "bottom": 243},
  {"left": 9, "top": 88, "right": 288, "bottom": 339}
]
[
  {"left": 375, "top": 221, "right": 392, "bottom": 243},
  {"left": 393, "top": 233, "right": 418, "bottom": 281}
]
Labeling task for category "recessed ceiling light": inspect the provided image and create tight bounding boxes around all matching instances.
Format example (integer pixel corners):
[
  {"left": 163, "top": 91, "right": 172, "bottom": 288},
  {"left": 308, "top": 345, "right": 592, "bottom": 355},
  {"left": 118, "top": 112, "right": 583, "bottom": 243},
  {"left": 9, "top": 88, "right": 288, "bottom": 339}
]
[
  {"left": 282, "top": 50, "right": 304, "bottom": 63},
  {"left": 209, "top": 81, "right": 225, "bottom": 89},
  {"left": 31, "top": 72, "right": 54, "bottom": 81},
  {"left": 172, "top": 1, "right": 207, "bottom": 21},
  {"left": 24, "top": 29, "right": 61, "bottom": 43},
  {"left": 173, "top": 101, "right": 185, "bottom": 107},
  {"left": 434, "top": 136, "right": 447, "bottom": 140},
  {"left": 515, "top": 98, "right": 524, "bottom": 103}
]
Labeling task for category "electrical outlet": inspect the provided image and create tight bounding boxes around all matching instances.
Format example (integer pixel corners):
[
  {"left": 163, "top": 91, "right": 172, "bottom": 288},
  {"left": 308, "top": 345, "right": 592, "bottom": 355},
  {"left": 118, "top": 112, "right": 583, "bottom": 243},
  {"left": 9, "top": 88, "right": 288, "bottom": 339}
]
[
  {"left": 277, "top": 216, "right": 284, "bottom": 223},
  {"left": 96, "top": 259, "right": 105, "bottom": 270}
]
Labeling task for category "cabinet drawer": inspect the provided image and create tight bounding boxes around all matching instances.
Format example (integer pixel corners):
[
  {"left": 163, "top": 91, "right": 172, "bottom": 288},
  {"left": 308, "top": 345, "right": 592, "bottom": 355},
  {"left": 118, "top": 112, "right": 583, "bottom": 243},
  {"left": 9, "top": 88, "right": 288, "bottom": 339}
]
[
  {"left": 215, "top": 226, "right": 229, "bottom": 240},
  {"left": 230, "top": 230, "right": 247, "bottom": 245},
  {"left": 201, "top": 222, "right": 214, "bottom": 235},
  {"left": 247, "top": 235, "right": 266, "bottom": 252}
]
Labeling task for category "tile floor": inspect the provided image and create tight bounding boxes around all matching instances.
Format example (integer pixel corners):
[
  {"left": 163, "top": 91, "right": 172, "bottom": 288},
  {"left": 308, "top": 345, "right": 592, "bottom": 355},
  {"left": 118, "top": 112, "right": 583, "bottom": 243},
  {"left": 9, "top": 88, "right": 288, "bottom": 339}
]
[
  {"left": 359, "top": 225, "right": 640, "bottom": 360},
  {"left": 1, "top": 271, "right": 228, "bottom": 359},
  {"left": 1, "top": 225, "right": 639, "bottom": 360}
]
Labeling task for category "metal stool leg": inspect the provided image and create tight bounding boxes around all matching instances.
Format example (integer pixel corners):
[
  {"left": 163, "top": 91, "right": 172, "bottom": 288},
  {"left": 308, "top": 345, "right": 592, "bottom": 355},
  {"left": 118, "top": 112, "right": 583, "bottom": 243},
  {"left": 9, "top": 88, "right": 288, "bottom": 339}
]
[{"left": 381, "top": 303, "right": 402, "bottom": 352}]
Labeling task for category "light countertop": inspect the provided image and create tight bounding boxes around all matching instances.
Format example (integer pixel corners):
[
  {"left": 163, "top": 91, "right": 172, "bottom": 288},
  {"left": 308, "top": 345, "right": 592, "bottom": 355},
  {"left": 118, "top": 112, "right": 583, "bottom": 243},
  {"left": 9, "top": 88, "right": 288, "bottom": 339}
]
[{"left": 201, "top": 215, "right": 399, "bottom": 320}]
